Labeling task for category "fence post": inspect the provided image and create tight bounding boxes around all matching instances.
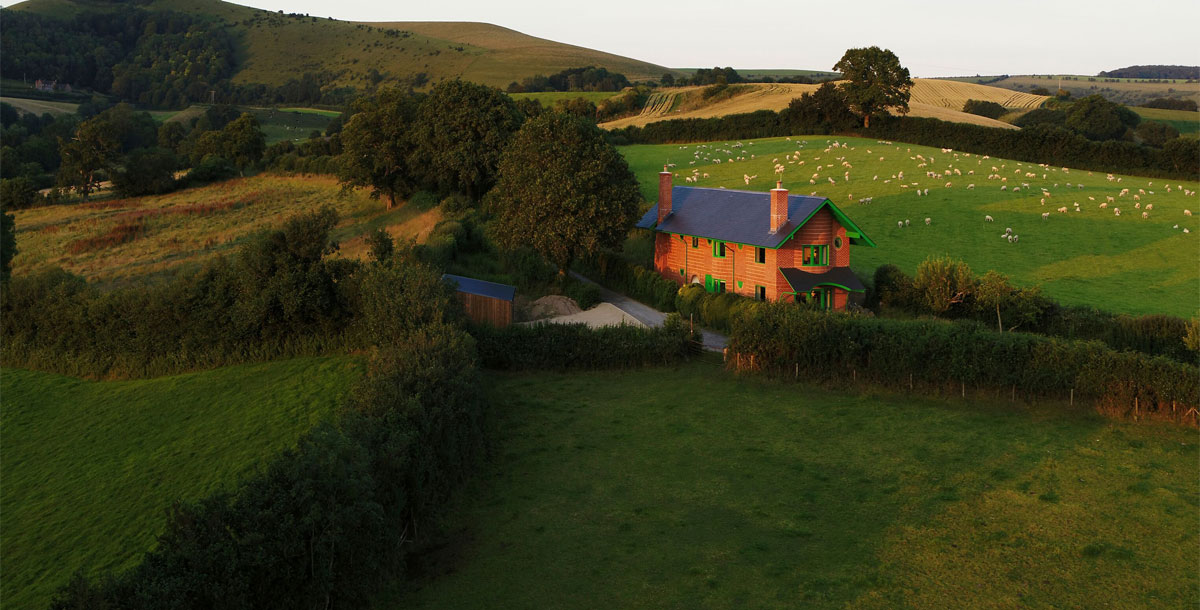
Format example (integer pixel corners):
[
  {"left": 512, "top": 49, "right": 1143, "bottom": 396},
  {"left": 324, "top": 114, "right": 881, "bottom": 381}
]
[
  {"left": 1070, "top": 388, "right": 1074, "bottom": 406},
  {"left": 961, "top": 382, "right": 965, "bottom": 399},
  {"left": 795, "top": 363, "right": 798, "bottom": 379},
  {"left": 1011, "top": 385, "right": 1015, "bottom": 403},
  {"left": 723, "top": 347, "right": 727, "bottom": 363}
]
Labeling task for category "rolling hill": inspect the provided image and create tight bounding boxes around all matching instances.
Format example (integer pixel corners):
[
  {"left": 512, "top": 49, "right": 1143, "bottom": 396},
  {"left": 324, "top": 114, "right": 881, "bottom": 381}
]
[
  {"left": 7, "top": 0, "right": 677, "bottom": 89},
  {"left": 601, "top": 79, "right": 1047, "bottom": 129}
]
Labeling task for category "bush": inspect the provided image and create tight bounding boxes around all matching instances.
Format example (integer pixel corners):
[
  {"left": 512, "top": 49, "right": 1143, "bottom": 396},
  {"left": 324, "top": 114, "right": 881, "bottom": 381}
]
[
  {"left": 962, "top": 99, "right": 1007, "bottom": 119},
  {"left": 727, "top": 305, "right": 1198, "bottom": 424},
  {"left": 112, "top": 147, "right": 178, "bottom": 196},
  {"left": 912, "top": 256, "right": 975, "bottom": 316},
  {"left": 1143, "top": 97, "right": 1198, "bottom": 111},
  {"left": 562, "top": 276, "right": 601, "bottom": 310},
  {"left": 184, "top": 155, "right": 237, "bottom": 186},
  {"left": 472, "top": 315, "right": 691, "bottom": 370},
  {"left": 0, "top": 177, "right": 41, "bottom": 209}
]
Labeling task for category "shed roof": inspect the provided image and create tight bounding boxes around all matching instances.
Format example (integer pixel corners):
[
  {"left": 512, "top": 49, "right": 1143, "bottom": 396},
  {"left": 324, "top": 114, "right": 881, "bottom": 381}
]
[
  {"left": 635, "top": 186, "right": 875, "bottom": 248},
  {"left": 442, "top": 274, "right": 516, "bottom": 301},
  {"left": 779, "top": 267, "right": 867, "bottom": 293}
]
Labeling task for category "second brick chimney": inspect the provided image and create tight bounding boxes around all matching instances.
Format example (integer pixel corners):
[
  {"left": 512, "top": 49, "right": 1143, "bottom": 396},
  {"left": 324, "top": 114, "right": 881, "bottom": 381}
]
[
  {"left": 658, "top": 166, "right": 673, "bottom": 224},
  {"left": 770, "top": 180, "right": 788, "bottom": 233}
]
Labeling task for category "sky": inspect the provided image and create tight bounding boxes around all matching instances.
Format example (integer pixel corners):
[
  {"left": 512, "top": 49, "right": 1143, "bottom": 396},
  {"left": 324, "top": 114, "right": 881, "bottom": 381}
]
[{"left": 220, "top": 0, "right": 1200, "bottom": 77}]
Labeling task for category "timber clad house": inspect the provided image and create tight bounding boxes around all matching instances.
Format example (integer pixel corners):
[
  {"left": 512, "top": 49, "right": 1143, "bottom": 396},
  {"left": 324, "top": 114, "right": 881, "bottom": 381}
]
[{"left": 636, "top": 168, "right": 876, "bottom": 310}]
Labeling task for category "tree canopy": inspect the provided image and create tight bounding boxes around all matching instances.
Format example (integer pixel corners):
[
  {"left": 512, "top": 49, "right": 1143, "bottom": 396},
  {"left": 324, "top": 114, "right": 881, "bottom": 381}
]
[
  {"left": 489, "top": 112, "right": 640, "bottom": 272},
  {"left": 1064, "top": 95, "right": 1140, "bottom": 141},
  {"left": 411, "top": 80, "right": 524, "bottom": 199},
  {"left": 337, "top": 89, "right": 422, "bottom": 209},
  {"left": 832, "top": 47, "right": 913, "bottom": 128}
]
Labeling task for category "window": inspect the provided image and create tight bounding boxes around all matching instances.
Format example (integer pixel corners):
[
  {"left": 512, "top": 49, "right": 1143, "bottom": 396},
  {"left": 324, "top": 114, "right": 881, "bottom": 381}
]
[
  {"left": 712, "top": 240, "right": 726, "bottom": 258},
  {"left": 755, "top": 247, "right": 766, "bottom": 264},
  {"left": 714, "top": 280, "right": 727, "bottom": 293},
  {"left": 801, "top": 244, "right": 828, "bottom": 266},
  {"left": 810, "top": 288, "right": 832, "bottom": 310},
  {"left": 755, "top": 285, "right": 767, "bottom": 301},
  {"left": 833, "top": 236, "right": 843, "bottom": 249},
  {"left": 691, "top": 236, "right": 699, "bottom": 248}
]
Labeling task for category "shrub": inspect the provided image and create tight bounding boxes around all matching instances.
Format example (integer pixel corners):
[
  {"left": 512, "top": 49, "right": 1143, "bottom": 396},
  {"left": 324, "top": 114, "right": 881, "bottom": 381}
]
[
  {"left": 0, "top": 177, "right": 41, "bottom": 209},
  {"left": 562, "top": 276, "right": 601, "bottom": 310},
  {"left": 912, "top": 256, "right": 975, "bottom": 315},
  {"left": 184, "top": 155, "right": 237, "bottom": 186},
  {"left": 962, "top": 99, "right": 1007, "bottom": 119},
  {"left": 111, "top": 147, "right": 178, "bottom": 196},
  {"left": 472, "top": 315, "right": 691, "bottom": 370}
]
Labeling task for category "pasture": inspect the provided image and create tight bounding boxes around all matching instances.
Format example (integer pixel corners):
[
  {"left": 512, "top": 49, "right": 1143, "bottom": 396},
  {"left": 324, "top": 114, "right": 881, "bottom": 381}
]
[
  {"left": 9, "top": 174, "right": 442, "bottom": 285},
  {"left": 1133, "top": 106, "right": 1200, "bottom": 136},
  {"left": 0, "top": 356, "right": 361, "bottom": 609},
  {"left": 377, "top": 361, "right": 1198, "bottom": 609},
  {"left": 618, "top": 135, "right": 1200, "bottom": 318}
]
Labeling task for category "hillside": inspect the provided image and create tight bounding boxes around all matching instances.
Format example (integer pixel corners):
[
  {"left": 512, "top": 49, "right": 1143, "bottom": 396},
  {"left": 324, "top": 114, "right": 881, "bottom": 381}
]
[
  {"left": 601, "top": 79, "right": 1045, "bottom": 130},
  {"left": 944, "top": 75, "right": 1200, "bottom": 107},
  {"left": 7, "top": 0, "right": 676, "bottom": 89}
]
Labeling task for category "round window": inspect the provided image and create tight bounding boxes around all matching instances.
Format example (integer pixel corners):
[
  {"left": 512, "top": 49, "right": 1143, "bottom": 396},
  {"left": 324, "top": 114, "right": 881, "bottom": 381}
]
[{"left": 834, "top": 236, "right": 843, "bottom": 249}]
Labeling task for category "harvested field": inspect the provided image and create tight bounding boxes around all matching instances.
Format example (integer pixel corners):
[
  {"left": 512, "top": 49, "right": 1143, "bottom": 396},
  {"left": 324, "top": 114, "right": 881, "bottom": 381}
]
[
  {"left": 601, "top": 80, "right": 1039, "bottom": 129},
  {"left": 0, "top": 96, "right": 79, "bottom": 116}
]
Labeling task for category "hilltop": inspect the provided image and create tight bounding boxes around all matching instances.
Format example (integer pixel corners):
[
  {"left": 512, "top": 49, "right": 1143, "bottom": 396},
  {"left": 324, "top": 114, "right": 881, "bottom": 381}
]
[{"left": 7, "top": 0, "right": 676, "bottom": 89}]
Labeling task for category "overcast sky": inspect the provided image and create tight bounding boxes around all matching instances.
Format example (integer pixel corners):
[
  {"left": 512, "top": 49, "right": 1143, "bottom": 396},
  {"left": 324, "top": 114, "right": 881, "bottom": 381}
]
[{"left": 223, "top": 0, "right": 1196, "bottom": 77}]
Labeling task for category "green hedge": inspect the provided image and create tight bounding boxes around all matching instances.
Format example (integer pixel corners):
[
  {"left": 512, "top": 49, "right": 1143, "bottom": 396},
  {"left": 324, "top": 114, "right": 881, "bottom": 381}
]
[
  {"left": 728, "top": 305, "right": 1199, "bottom": 424},
  {"left": 472, "top": 315, "right": 692, "bottom": 371}
]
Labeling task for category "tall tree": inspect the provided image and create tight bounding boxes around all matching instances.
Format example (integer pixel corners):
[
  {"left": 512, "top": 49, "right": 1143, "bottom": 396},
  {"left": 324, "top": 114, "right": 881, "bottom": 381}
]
[
  {"left": 56, "top": 116, "right": 120, "bottom": 201},
  {"left": 337, "top": 89, "right": 421, "bottom": 210},
  {"left": 489, "top": 113, "right": 640, "bottom": 273},
  {"left": 411, "top": 80, "right": 524, "bottom": 199},
  {"left": 832, "top": 46, "right": 913, "bottom": 128},
  {"left": 222, "top": 113, "right": 266, "bottom": 176}
]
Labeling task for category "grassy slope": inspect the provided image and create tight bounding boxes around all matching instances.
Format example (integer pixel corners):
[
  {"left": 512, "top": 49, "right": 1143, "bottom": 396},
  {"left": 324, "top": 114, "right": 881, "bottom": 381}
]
[
  {"left": 618, "top": 135, "right": 1200, "bottom": 317},
  {"left": 8, "top": 0, "right": 675, "bottom": 89},
  {"left": 378, "top": 361, "right": 1198, "bottom": 609},
  {"left": 509, "top": 91, "right": 622, "bottom": 106},
  {"left": 11, "top": 174, "right": 443, "bottom": 285},
  {"left": 1133, "top": 106, "right": 1200, "bottom": 136},
  {"left": 0, "top": 95, "right": 79, "bottom": 115},
  {"left": 0, "top": 356, "right": 362, "bottom": 609},
  {"left": 981, "top": 76, "right": 1200, "bottom": 106}
]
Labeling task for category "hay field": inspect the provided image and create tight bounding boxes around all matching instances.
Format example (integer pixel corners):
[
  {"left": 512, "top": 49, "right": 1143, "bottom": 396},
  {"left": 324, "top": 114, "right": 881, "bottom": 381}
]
[
  {"left": 986, "top": 76, "right": 1200, "bottom": 106},
  {"left": 619, "top": 135, "right": 1200, "bottom": 317},
  {"left": 0, "top": 96, "right": 79, "bottom": 116},
  {"left": 601, "top": 80, "right": 1033, "bottom": 130},
  {"left": 10, "top": 175, "right": 442, "bottom": 285}
]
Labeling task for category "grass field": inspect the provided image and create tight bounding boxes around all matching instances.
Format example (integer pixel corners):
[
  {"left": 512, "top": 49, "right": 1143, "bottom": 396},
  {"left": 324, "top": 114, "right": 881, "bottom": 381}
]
[
  {"left": 601, "top": 80, "right": 1033, "bottom": 130},
  {"left": 10, "top": 174, "right": 443, "bottom": 285},
  {"left": 618, "top": 135, "right": 1200, "bottom": 317},
  {"left": 247, "top": 107, "right": 338, "bottom": 144},
  {"left": 0, "top": 95, "right": 79, "bottom": 116},
  {"left": 975, "top": 75, "right": 1200, "bottom": 107},
  {"left": 509, "top": 91, "right": 622, "bottom": 106},
  {"left": 377, "top": 361, "right": 1198, "bottom": 609},
  {"left": 1133, "top": 106, "right": 1200, "bottom": 136},
  {"left": 0, "top": 356, "right": 362, "bottom": 609}
]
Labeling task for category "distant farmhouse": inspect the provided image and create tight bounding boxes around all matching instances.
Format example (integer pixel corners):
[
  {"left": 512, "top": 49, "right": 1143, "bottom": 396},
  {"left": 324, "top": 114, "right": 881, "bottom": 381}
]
[
  {"left": 33, "top": 79, "right": 71, "bottom": 93},
  {"left": 637, "top": 169, "right": 875, "bottom": 310}
]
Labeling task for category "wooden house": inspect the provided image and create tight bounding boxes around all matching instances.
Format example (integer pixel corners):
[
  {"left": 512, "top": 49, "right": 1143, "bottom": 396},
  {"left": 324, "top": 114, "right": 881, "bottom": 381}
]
[
  {"left": 443, "top": 274, "right": 515, "bottom": 327},
  {"left": 635, "top": 168, "right": 876, "bottom": 310}
]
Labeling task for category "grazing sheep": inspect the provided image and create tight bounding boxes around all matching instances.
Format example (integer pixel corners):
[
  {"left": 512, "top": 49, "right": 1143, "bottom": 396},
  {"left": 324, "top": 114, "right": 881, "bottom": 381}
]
[
  {"left": 905, "top": 219, "right": 911, "bottom": 226},
  {"left": 1001, "top": 185, "right": 1007, "bottom": 191},
  {"left": 1042, "top": 212, "right": 1050, "bottom": 219},
  {"left": 1142, "top": 211, "right": 1149, "bottom": 219},
  {"left": 1185, "top": 228, "right": 1191, "bottom": 233},
  {"left": 924, "top": 218, "right": 931, "bottom": 225},
  {"left": 1005, "top": 227, "right": 1013, "bottom": 234},
  {"left": 1099, "top": 202, "right": 1108, "bottom": 209},
  {"left": 1114, "top": 208, "right": 1121, "bottom": 216},
  {"left": 1013, "top": 235, "right": 1019, "bottom": 243},
  {"left": 1185, "top": 210, "right": 1193, "bottom": 216},
  {"left": 1040, "top": 198, "right": 1046, "bottom": 205},
  {"left": 1135, "top": 202, "right": 1141, "bottom": 209},
  {"left": 1007, "top": 235, "right": 1014, "bottom": 243},
  {"left": 985, "top": 215, "right": 993, "bottom": 222},
  {"left": 897, "top": 221, "right": 903, "bottom": 228},
  {"left": 1057, "top": 207, "right": 1068, "bottom": 213},
  {"left": 923, "top": 189, "right": 929, "bottom": 196},
  {"left": 967, "top": 184, "right": 975, "bottom": 189},
  {"left": 1145, "top": 204, "right": 1153, "bottom": 211}
]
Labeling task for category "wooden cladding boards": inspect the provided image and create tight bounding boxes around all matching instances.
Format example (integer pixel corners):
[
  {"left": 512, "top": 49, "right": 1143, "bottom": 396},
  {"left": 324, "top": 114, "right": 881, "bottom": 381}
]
[{"left": 456, "top": 292, "right": 512, "bottom": 327}]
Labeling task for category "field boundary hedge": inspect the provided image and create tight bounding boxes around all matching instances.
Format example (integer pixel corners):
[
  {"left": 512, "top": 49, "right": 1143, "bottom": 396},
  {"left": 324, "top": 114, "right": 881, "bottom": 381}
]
[
  {"left": 471, "top": 316, "right": 692, "bottom": 371},
  {"left": 727, "top": 304, "right": 1199, "bottom": 426}
]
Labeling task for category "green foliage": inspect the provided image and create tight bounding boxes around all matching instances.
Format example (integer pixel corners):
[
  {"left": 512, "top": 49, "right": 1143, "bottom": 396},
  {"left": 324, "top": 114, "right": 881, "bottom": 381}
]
[
  {"left": 0, "top": 177, "right": 41, "bottom": 209},
  {"left": 1065, "top": 95, "right": 1140, "bottom": 141},
  {"left": 962, "top": 99, "right": 1007, "bottom": 119},
  {"left": 552, "top": 96, "right": 598, "bottom": 120},
  {"left": 366, "top": 228, "right": 394, "bottom": 263},
  {"left": 111, "top": 147, "right": 177, "bottom": 196},
  {"left": 576, "top": 252, "right": 679, "bottom": 312},
  {"left": 728, "top": 305, "right": 1198, "bottom": 423},
  {"left": 506, "top": 66, "right": 630, "bottom": 93},
  {"left": 1143, "top": 97, "right": 1199, "bottom": 111},
  {"left": 784, "top": 82, "right": 860, "bottom": 132},
  {"left": 337, "top": 88, "right": 422, "bottom": 209},
  {"left": 412, "top": 80, "right": 524, "bottom": 199},
  {"left": 562, "top": 275, "right": 601, "bottom": 310},
  {"left": 832, "top": 46, "right": 914, "bottom": 127},
  {"left": 913, "top": 256, "right": 975, "bottom": 315},
  {"left": 490, "top": 112, "right": 640, "bottom": 271},
  {"left": 471, "top": 315, "right": 691, "bottom": 370},
  {"left": 1135, "top": 121, "right": 1180, "bottom": 147},
  {"left": 1012, "top": 107, "right": 1067, "bottom": 128},
  {"left": 0, "top": 202, "right": 15, "bottom": 285},
  {"left": 56, "top": 114, "right": 120, "bottom": 200}
]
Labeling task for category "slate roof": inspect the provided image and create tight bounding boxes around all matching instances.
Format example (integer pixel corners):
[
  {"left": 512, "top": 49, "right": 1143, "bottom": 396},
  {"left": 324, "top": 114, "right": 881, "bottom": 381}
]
[
  {"left": 442, "top": 274, "right": 516, "bottom": 301},
  {"left": 635, "top": 186, "right": 874, "bottom": 248},
  {"left": 779, "top": 267, "right": 867, "bottom": 293}
]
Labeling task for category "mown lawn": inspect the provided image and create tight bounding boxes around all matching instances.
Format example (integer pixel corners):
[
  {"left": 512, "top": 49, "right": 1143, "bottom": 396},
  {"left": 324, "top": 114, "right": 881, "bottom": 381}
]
[
  {"left": 0, "top": 356, "right": 362, "bottom": 609},
  {"left": 378, "top": 360, "right": 1198, "bottom": 609},
  {"left": 619, "top": 136, "right": 1200, "bottom": 317}
]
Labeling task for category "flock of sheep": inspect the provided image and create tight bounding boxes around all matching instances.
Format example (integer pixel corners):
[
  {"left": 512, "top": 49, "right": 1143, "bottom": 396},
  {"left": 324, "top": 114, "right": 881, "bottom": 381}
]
[{"left": 668, "top": 138, "right": 1198, "bottom": 245}]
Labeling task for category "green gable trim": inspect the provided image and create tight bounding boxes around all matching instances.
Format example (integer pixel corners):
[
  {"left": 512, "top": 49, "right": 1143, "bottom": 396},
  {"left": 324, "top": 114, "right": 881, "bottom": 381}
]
[
  {"left": 816, "top": 282, "right": 866, "bottom": 293},
  {"left": 646, "top": 198, "right": 876, "bottom": 249}
]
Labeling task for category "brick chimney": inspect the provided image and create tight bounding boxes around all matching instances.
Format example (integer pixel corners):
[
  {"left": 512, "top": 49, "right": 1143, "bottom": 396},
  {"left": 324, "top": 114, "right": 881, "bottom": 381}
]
[
  {"left": 657, "top": 166, "right": 673, "bottom": 224},
  {"left": 770, "top": 180, "right": 788, "bottom": 233}
]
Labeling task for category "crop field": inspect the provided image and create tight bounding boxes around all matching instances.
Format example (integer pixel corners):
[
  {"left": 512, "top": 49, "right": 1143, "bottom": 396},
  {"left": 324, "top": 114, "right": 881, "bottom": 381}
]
[
  {"left": 9, "top": 175, "right": 442, "bottom": 285},
  {"left": 0, "top": 356, "right": 361, "bottom": 609},
  {"left": 980, "top": 76, "right": 1200, "bottom": 107},
  {"left": 377, "top": 361, "right": 1198, "bottom": 609},
  {"left": 618, "top": 135, "right": 1200, "bottom": 317},
  {"left": 0, "top": 95, "right": 79, "bottom": 116},
  {"left": 1133, "top": 106, "right": 1200, "bottom": 136},
  {"left": 509, "top": 91, "right": 622, "bottom": 106},
  {"left": 601, "top": 80, "right": 1031, "bottom": 130}
]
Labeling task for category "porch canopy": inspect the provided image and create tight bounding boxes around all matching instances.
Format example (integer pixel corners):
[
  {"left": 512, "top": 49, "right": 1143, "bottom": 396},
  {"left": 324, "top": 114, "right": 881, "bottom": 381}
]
[{"left": 779, "top": 267, "right": 866, "bottom": 294}]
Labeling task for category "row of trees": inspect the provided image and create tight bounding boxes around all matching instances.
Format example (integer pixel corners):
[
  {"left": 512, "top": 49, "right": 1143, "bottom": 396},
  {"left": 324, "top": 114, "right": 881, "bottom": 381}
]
[{"left": 505, "top": 66, "right": 630, "bottom": 93}]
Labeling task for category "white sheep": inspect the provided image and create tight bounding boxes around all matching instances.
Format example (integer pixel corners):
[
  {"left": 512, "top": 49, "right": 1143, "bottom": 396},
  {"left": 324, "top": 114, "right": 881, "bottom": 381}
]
[
  {"left": 1185, "top": 210, "right": 1193, "bottom": 216},
  {"left": 905, "top": 219, "right": 911, "bottom": 226},
  {"left": 1042, "top": 212, "right": 1050, "bottom": 219},
  {"left": 1057, "top": 207, "right": 1068, "bottom": 213},
  {"left": 967, "top": 184, "right": 975, "bottom": 189},
  {"left": 1145, "top": 204, "right": 1153, "bottom": 211},
  {"left": 1114, "top": 208, "right": 1121, "bottom": 216},
  {"left": 897, "top": 221, "right": 903, "bottom": 228},
  {"left": 985, "top": 215, "right": 993, "bottom": 222},
  {"left": 1005, "top": 227, "right": 1013, "bottom": 234},
  {"left": 1142, "top": 211, "right": 1149, "bottom": 219},
  {"left": 925, "top": 218, "right": 931, "bottom": 225},
  {"left": 1099, "top": 202, "right": 1108, "bottom": 209},
  {"left": 1185, "top": 228, "right": 1191, "bottom": 233}
]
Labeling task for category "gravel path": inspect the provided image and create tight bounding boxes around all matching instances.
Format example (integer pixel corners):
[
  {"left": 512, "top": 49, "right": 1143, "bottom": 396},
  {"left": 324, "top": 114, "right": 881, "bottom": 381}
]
[{"left": 570, "top": 272, "right": 728, "bottom": 352}]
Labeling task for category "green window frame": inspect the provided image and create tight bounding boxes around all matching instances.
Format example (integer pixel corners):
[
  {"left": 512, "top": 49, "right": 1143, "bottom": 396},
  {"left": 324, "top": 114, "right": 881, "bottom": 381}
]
[
  {"left": 755, "top": 285, "right": 767, "bottom": 301},
  {"left": 712, "top": 240, "right": 727, "bottom": 258},
  {"left": 691, "top": 236, "right": 699, "bottom": 248},
  {"left": 755, "top": 247, "right": 766, "bottom": 264},
  {"left": 714, "top": 279, "right": 727, "bottom": 293},
  {"left": 801, "top": 244, "right": 829, "bottom": 267}
]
